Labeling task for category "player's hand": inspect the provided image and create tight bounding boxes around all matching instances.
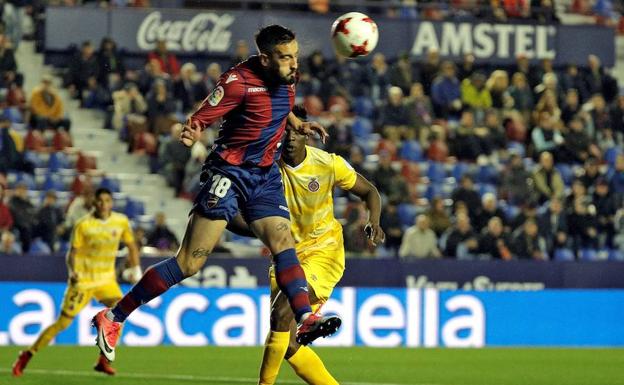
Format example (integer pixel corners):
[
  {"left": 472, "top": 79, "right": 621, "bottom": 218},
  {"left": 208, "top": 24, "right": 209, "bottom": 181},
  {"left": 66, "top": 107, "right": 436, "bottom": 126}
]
[
  {"left": 69, "top": 271, "right": 79, "bottom": 285},
  {"left": 299, "top": 121, "right": 329, "bottom": 144},
  {"left": 364, "top": 222, "right": 385, "bottom": 247},
  {"left": 179, "top": 120, "right": 202, "bottom": 147}
]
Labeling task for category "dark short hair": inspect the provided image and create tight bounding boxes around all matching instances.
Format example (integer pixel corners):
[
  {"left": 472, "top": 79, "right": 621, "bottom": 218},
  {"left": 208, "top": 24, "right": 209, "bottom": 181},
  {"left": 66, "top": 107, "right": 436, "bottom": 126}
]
[
  {"left": 255, "top": 25, "right": 295, "bottom": 54},
  {"left": 291, "top": 104, "right": 307, "bottom": 121},
  {"left": 95, "top": 187, "right": 112, "bottom": 199}
]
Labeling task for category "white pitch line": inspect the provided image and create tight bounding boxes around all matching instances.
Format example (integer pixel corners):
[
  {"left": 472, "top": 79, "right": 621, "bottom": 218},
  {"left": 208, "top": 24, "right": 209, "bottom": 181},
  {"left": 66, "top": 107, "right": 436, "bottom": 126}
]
[{"left": 0, "top": 367, "right": 436, "bottom": 385}]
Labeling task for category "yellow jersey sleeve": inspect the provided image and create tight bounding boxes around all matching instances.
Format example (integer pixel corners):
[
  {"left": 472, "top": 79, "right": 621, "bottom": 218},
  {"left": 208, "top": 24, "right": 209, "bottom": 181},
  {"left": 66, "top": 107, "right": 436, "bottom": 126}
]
[
  {"left": 70, "top": 221, "right": 85, "bottom": 249},
  {"left": 121, "top": 216, "right": 135, "bottom": 245},
  {"left": 333, "top": 154, "right": 357, "bottom": 190}
]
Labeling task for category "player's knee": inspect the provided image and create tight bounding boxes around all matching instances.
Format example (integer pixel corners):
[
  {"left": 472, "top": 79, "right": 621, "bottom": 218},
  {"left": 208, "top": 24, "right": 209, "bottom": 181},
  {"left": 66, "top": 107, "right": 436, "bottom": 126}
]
[
  {"left": 285, "top": 340, "right": 301, "bottom": 359},
  {"left": 270, "top": 306, "right": 293, "bottom": 332},
  {"left": 267, "top": 233, "right": 295, "bottom": 255}
]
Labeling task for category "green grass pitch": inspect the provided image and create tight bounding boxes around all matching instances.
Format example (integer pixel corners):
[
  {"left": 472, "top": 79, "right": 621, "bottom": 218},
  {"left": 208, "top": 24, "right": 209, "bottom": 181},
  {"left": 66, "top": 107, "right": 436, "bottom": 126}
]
[{"left": 1, "top": 346, "right": 623, "bottom": 385}]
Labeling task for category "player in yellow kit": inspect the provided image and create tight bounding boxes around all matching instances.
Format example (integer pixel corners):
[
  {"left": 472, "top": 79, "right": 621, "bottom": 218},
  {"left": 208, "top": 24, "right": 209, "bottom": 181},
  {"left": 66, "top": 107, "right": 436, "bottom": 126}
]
[
  {"left": 12, "top": 187, "right": 141, "bottom": 377},
  {"left": 229, "top": 105, "right": 385, "bottom": 385}
]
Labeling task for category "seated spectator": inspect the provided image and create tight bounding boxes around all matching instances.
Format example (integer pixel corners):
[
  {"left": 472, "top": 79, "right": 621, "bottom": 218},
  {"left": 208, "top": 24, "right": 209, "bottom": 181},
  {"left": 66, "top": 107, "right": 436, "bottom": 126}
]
[
  {"left": 325, "top": 104, "right": 353, "bottom": 159},
  {"left": 477, "top": 217, "right": 513, "bottom": 260},
  {"left": 349, "top": 146, "right": 371, "bottom": 180},
  {"left": 593, "top": 178, "right": 617, "bottom": 248},
  {"left": 500, "top": 153, "right": 535, "bottom": 205},
  {"left": 364, "top": 52, "right": 390, "bottom": 106},
  {"left": 511, "top": 219, "right": 548, "bottom": 260},
  {"left": 146, "top": 212, "right": 180, "bottom": 251},
  {"left": 534, "top": 86, "right": 562, "bottom": 123},
  {"left": 607, "top": 153, "right": 624, "bottom": 200},
  {"left": 584, "top": 55, "right": 618, "bottom": 103},
  {"left": 483, "top": 109, "right": 507, "bottom": 151},
  {"left": 609, "top": 95, "right": 624, "bottom": 137},
  {"left": 486, "top": 70, "right": 513, "bottom": 109},
  {"left": 147, "top": 79, "right": 177, "bottom": 135},
  {"left": 431, "top": 61, "right": 461, "bottom": 118},
  {"left": 8, "top": 182, "right": 35, "bottom": 252},
  {"left": 173, "top": 62, "right": 207, "bottom": 113},
  {"left": 136, "top": 58, "right": 169, "bottom": 95},
  {"left": 0, "top": 184, "right": 12, "bottom": 232},
  {"left": 420, "top": 48, "right": 440, "bottom": 95},
  {"left": 567, "top": 198, "right": 599, "bottom": 253},
  {"left": 377, "top": 86, "right": 411, "bottom": 140},
  {"left": 579, "top": 157, "right": 603, "bottom": 192},
  {"left": 537, "top": 198, "right": 569, "bottom": 256},
  {"left": 372, "top": 150, "right": 398, "bottom": 198},
  {"left": 344, "top": 202, "right": 373, "bottom": 256},
  {"left": 440, "top": 212, "right": 479, "bottom": 259},
  {"left": 0, "top": 1, "right": 20, "bottom": 48},
  {"left": 159, "top": 123, "right": 191, "bottom": 195},
  {"left": 204, "top": 62, "right": 222, "bottom": 92},
  {"left": 405, "top": 82, "right": 433, "bottom": 130},
  {"left": 561, "top": 117, "right": 596, "bottom": 164},
  {"left": 589, "top": 93, "right": 612, "bottom": 133},
  {"left": 182, "top": 141, "right": 208, "bottom": 198},
  {"left": 62, "top": 186, "right": 94, "bottom": 238},
  {"left": 565, "top": 178, "right": 591, "bottom": 210},
  {"left": 0, "top": 33, "right": 17, "bottom": 85},
  {"left": 457, "top": 53, "right": 476, "bottom": 81},
  {"left": 230, "top": 39, "right": 249, "bottom": 67},
  {"left": 380, "top": 201, "right": 403, "bottom": 256},
  {"left": 454, "top": 110, "right": 492, "bottom": 161},
  {"left": 96, "top": 37, "right": 125, "bottom": 87},
  {"left": 560, "top": 64, "right": 588, "bottom": 102},
  {"left": 147, "top": 40, "right": 180, "bottom": 77},
  {"left": 111, "top": 82, "right": 148, "bottom": 132},
  {"left": 509, "top": 72, "right": 534, "bottom": 120},
  {"left": 426, "top": 197, "right": 451, "bottom": 237},
  {"left": 0, "top": 230, "right": 21, "bottom": 254},
  {"left": 399, "top": 214, "right": 441, "bottom": 259},
  {"left": 0, "top": 113, "right": 31, "bottom": 174},
  {"left": 66, "top": 41, "right": 98, "bottom": 99},
  {"left": 451, "top": 175, "right": 481, "bottom": 220},
  {"left": 389, "top": 52, "right": 415, "bottom": 95},
  {"left": 531, "top": 112, "right": 563, "bottom": 159},
  {"left": 34, "top": 190, "right": 64, "bottom": 252},
  {"left": 475, "top": 192, "right": 506, "bottom": 232},
  {"left": 532, "top": 151, "right": 565, "bottom": 204},
  {"left": 30, "top": 75, "right": 71, "bottom": 131},
  {"left": 461, "top": 72, "right": 492, "bottom": 113},
  {"left": 81, "top": 76, "right": 110, "bottom": 110},
  {"left": 561, "top": 89, "right": 581, "bottom": 125}
]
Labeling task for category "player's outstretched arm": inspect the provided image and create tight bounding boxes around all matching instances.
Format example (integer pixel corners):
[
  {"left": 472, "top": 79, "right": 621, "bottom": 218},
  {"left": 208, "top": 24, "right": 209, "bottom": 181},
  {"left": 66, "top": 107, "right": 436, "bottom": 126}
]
[
  {"left": 226, "top": 213, "right": 257, "bottom": 238},
  {"left": 288, "top": 112, "right": 329, "bottom": 143},
  {"left": 65, "top": 247, "right": 78, "bottom": 284},
  {"left": 348, "top": 174, "right": 385, "bottom": 246}
]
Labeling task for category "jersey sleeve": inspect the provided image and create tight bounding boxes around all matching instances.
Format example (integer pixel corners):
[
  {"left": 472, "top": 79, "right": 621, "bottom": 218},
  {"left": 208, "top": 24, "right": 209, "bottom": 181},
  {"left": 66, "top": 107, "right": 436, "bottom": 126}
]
[
  {"left": 333, "top": 154, "right": 358, "bottom": 190},
  {"left": 70, "top": 221, "right": 85, "bottom": 249},
  {"left": 121, "top": 216, "right": 135, "bottom": 245},
  {"left": 190, "top": 70, "right": 245, "bottom": 128}
]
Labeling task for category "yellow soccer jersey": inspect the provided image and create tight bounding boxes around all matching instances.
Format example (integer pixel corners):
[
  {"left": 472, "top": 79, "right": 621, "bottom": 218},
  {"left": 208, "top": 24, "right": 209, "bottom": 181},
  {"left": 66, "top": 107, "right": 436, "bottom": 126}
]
[
  {"left": 279, "top": 145, "right": 357, "bottom": 257},
  {"left": 70, "top": 212, "right": 134, "bottom": 287}
]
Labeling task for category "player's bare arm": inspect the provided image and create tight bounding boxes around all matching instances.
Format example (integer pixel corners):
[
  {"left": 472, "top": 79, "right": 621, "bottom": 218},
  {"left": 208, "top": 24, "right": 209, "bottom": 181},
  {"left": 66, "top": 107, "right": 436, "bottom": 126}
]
[
  {"left": 348, "top": 174, "right": 385, "bottom": 246},
  {"left": 121, "top": 239, "right": 142, "bottom": 283},
  {"left": 65, "top": 246, "right": 78, "bottom": 284},
  {"left": 287, "top": 112, "right": 329, "bottom": 143}
]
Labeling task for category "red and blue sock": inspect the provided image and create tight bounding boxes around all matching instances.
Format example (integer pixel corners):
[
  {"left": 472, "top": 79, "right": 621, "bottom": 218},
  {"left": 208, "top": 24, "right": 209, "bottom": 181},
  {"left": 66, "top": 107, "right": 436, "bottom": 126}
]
[
  {"left": 111, "top": 258, "right": 184, "bottom": 322},
  {"left": 274, "top": 248, "right": 312, "bottom": 323}
]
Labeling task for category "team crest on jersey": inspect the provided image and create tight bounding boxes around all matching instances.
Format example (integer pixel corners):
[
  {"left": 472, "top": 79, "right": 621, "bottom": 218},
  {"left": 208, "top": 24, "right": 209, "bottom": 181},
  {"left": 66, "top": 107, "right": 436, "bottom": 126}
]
[
  {"left": 307, "top": 177, "right": 320, "bottom": 192},
  {"left": 208, "top": 86, "right": 224, "bottom": 106}
]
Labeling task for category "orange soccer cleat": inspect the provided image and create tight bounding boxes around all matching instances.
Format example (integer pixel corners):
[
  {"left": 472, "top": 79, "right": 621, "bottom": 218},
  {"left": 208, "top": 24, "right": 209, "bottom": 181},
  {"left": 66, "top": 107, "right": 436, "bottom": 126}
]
[
  {"left": 94, "top": 354, "right": 116, "bottom": 376},
  {"left": 92, "top": 309, "right": 121, "bottom": 362}
]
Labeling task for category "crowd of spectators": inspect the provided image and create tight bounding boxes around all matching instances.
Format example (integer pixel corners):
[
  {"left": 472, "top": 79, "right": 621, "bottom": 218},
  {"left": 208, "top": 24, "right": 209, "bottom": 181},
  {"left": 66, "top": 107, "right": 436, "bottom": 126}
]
[{"left": 3, "top": 1, "right": 624, "bottom": 261}]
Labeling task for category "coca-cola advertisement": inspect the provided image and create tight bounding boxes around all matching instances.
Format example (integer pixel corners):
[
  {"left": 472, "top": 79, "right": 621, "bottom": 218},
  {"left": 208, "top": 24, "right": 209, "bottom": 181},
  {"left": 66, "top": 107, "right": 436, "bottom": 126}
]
[{"left": 44, "top": 7, "right": 615, "bottom": 66}]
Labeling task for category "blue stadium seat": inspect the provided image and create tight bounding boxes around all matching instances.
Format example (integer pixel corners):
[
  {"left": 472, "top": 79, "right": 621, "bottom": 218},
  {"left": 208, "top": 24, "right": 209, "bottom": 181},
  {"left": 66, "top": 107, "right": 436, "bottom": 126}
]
[
  {"left": 503, "top": 204, "right": 520, "bottom": 222},
  {"left": 399, "top": 140, "right": 423, "bottom": 162},
  {"left": 353, "top": 96, "right": 375, "bottom": 118},
  {"left": 41, "top": 173, "right": 65, "bottom": 191},
  {"left": 48, "top": 152, "right": 71, "bottom": 172},
  {"left": 125, "top": 199, "right": 145, "bottom": 219},
  {"left": 452, "top": 162, "right": 469, "bottom": 182},
  {"left": 605, "top": 147, "right": 621, "bottom": 167},
  {"left": 100, "top": 177, "right": 121, "bottom": 193},
  {"left": 476, "top": 165, "right": 498, "bottom": 185},
  {"left": 397, "top": 203, "right": 418, "bottom": 228},
  {"left": 425, "top": 183, "right": 443, "bottom": 201},
  {"left": 352, "top": 117, "right": 373, "bottom": 139},
  {"left": 579, "top": 248, "right": 598, "bottom": 261},
  {"left": 12, "top": 172, "right": 36, "bottom": 190},
  {"left": 556, "top": 164, "right": 574, "bottom": 186},
  {"left": 426, "top": 162, "right": 446, "bottom": 183},
  {"left": 23, "top": 151, "right": 46, "bottom": 168},
  {"left": 608, "top": 249, "right": 624, "bottom": 261},
  {"left": 507, "top": 141, "right": 526, "bottom": 157},
  {"left": 553, "top": 248, "right": 575, "bottom": 261},
  {"left": 478, "top": 183, "right": 497, "bottom": 197},
  {"left": 28, "top": 238, "right": 52, "bottom": 256}
]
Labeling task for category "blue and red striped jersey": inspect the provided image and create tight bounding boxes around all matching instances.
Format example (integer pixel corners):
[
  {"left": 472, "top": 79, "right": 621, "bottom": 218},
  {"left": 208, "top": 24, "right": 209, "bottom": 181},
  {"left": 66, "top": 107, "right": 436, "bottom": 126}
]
[{"left": 190, "top": 56, "right": 295, "bottom": 167}]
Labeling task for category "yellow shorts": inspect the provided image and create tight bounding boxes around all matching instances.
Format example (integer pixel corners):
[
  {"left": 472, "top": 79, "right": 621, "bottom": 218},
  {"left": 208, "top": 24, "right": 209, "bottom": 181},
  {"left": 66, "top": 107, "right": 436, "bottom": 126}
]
[
  {"left": 270, "top": 243, "right": 345, "bottom": 305},
  {"left": 60, "top": 281, "right": 123, "bottom": 318}
]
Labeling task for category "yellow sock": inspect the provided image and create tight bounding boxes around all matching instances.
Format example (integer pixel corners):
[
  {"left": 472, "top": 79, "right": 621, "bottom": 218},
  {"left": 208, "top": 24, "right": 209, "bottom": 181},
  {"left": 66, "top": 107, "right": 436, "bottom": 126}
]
[
  {"left": 258, "top": 331, "right": 290, "bottom": 385},
  {"left": 287, "top": 346, "right": 339, "bottom": 385},
  {"left": 29, "top": 315, "right": 73, "bottom": 353}
]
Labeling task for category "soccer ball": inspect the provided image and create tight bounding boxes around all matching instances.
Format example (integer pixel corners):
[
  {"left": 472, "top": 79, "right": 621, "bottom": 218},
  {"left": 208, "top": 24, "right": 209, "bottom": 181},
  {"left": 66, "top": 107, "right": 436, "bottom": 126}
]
[{"left": 330, "top": 12, "right": 378, "bottom": 58}]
